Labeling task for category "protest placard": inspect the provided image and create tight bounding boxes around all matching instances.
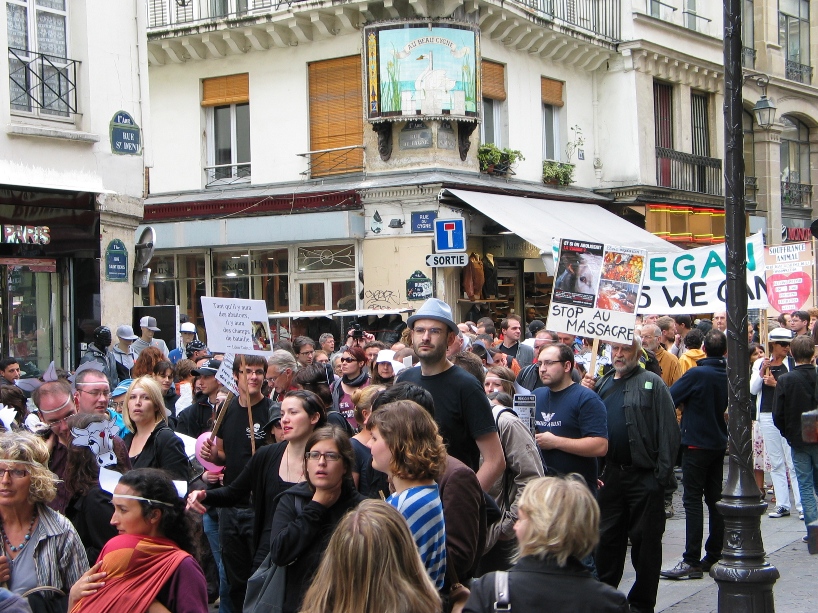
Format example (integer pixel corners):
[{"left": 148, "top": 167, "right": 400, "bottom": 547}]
[
  {"left": 638, "top": 233, "right": 768, "bottom": 314},
  {"left": 216, "top": 353, "right": 239, "bottom": 396},
  {"left": 548, "top": 239, "right": 647, "bottom": 344},
  {"left": 764, "top": 241, "right": 815, "bottom": 316},
  {"left": 200, "top": 297, "right": 273, "bottom": 356}
]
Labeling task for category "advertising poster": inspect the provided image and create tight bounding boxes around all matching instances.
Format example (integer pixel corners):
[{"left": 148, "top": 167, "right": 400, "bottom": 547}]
[
  {"left": 200, "top": 297, "right": 273, "bottom": 356},
  {"left": 364, "top": 22, "right": 479, "bottom": 120},
  {"left": 764, "top": 241, "right": 815, "bottom": 316},
  {"left": 549, "top": 239, "right": 647, "bottom": 344},
  {"left": 638, "top": 233, "right": 768, "bottom": 314}
]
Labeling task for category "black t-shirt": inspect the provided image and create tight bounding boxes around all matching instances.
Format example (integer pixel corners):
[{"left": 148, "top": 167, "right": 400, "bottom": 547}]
[
  {"left": 533, "top": 384, "right": 608, "bottom": 491},
  {"left": 398, "top": 364, "right": 497, "bottom": 472},
  {"left": 496, "top": 342, "right": 519, "bottom": 360},
  {"left": 215, "top": 396, "right": 272, "bottom": 487},
  {"left": 760, "top": 364, "right": 787, "bottom": 413},
  {"left": 351, "top": 437, "right": 371, "bottom": 495},
  {"left": 599, "top": 377, "right": 632, "bottom": 466}
]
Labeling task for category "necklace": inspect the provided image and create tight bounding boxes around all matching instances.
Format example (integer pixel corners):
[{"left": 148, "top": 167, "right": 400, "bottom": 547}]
[
  {"left": 0, "top": 511, "right": 37, "bottom": 553},
  {"left": 285, "top": 446, "right": 304, "bottom": 483}
]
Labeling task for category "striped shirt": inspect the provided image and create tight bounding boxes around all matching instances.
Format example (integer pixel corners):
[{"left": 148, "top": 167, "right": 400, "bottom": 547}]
[{"left": 388, "top": 484, "right": 447, "bottom": 590}]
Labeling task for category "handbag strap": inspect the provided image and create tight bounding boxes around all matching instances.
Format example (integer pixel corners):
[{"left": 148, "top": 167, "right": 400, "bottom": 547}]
[{"left": 493, "top": 570, "right": 510, "bottom": 613}]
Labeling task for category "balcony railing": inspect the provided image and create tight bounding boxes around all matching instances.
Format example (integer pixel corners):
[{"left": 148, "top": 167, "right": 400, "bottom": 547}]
[
  {"left": 781, "top": 181, "right": 812, "bottom": 208},
  {"left": 682, "top": 9, "right": 711, "bottom": 35},
  {"left": 7, "top": 48, "right": 78, "bottom": 117},
  {"left": 205, "top": 163, "right": 251, "bottom": 187},
  {"left": 785, "top": 60, "right": 813, "bottom": 84},
  {"left": 742, "top": 46, "right": 756, "bottom": 69},
  {"left": 647, "top": 0, "right": 676, "bottom": 22},
  {"left": 148, "top": 0, "right": 621, "bottom": 40},
  {"left": 297, "top": 145, "right": 364, "bottom": 179},
  {"left": 656, "top": 147, "right": 722, "bottom": 196}
]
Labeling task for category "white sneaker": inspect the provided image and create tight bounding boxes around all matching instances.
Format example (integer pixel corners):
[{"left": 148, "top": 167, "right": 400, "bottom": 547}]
[{"left": 768, "top": 506, "right": 790, "bottom": 518}]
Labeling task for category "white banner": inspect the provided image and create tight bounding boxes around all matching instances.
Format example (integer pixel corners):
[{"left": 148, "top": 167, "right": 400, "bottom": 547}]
[
  {"left": 200, "top": 297, "right": 273, "bottom": 356},
  {"left": 638, "top": 233, "right": 768, "bottom": 315}
]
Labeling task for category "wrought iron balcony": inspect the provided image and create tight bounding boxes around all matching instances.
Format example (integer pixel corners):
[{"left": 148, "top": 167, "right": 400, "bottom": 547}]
[
  {"left": 656, "top": 147, "right": 722, "bottom": 196},
  {"left": 742, "top": 47, "right": 756, "bottom": 69},
  {"left": 205, "top": 163, "right": 251, "bottom": 187},
  {"left": 148, "top": 0, "right": 621, "bottom": 40},
  {"left": 745, "top": 176, "right": 758, "bottom": 206},
  {"left": 781, "top": 181, "right": 812, "bottom": 208},
  {"left": 785, "top": 60, "right": 813, "bottom": 84},
  {"left": 7, "top": 48, "right": 78, "bottom": 117},
  {"left": 297, "top": 145, "right": 364, "bottom": 179}
]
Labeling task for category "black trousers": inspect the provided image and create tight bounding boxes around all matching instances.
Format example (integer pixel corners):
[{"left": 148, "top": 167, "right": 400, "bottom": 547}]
[
  {"left": 597, "top": 466, "right": 667, "bottom": 613},
  {"left": 219, "top": 506, "right": 256, "bottom": 611},
  {"left": 681, "top": 447, "right": 725, "bottom": 565}
]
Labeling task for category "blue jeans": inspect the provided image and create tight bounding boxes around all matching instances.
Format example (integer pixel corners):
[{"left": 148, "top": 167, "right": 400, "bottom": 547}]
[
  {"left": 203, "top": 512, "right": 233, "bottom": 613},
  {"left": 791, "top": 445, "right": 818, "bottom": 527}
]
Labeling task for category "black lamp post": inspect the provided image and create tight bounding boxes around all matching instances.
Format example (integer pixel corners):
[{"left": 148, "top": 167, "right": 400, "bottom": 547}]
[{"left": 713, "top": 2, "right": 779, "bottom": 611}]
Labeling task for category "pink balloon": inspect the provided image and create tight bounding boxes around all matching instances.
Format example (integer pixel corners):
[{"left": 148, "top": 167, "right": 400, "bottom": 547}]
[{"left": 195, "top": 432, "right": 224, "bottom": 473}]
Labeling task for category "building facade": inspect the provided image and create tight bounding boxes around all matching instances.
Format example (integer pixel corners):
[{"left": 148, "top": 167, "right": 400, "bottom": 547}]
[{"left": 0, "top": 0, "right": 149, "bottom": 371}]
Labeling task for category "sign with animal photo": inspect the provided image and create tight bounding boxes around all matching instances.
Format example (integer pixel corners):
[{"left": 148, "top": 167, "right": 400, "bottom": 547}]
[
  {"left": 764, "top": 241, "right": 815, "bottom": 316},
  {"left": 200, "top": 297, "right": 274, "bottom": 356},
  {"left": 549, "top": 239, "right": 647, "bottom": 344},
  {"left": 363, "top": 21, "right": 478, "bottom": 121}
]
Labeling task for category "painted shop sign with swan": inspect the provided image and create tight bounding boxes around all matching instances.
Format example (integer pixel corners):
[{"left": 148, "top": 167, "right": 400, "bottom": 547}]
[{"left": 364, "top": 21, "right": 479, "bottom": 121}]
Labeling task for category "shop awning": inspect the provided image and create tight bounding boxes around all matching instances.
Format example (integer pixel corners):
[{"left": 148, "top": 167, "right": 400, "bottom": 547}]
[
  {"left": 268, "top": 310, "right": 340, "bottom": 319},
  {"left": 336, "top": 308, "right": 414, "bottom": 318},
  {"left": 445, "top": 189, "right": 681, "bottom": 272}
]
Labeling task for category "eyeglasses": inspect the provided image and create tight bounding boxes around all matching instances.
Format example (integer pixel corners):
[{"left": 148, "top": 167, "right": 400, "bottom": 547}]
[
  {"left": 44, "top": 409, "right": 77, "bottom": 430},
  {"left": 305, "top": 451, "right": 342, "bottom": 462},
  {"left": 242, "top": 369, "right": 266, "bottom": 377},
  {"left": 0, "top": 468, "right": 29, "bottom": 479},
  {"left": 77, "top": 388, "right": 111, "bottom": 399},
  {"left": 339, "top": 357, "right": 358, "bottom": 363},
  {"left": 109, "top": 399, "right": 126, "bottom": 411},
  {"left": 537, "top": 360, "right": 565, "bottom": 368},
  {"left": 412, "top": 327, "right": 445, "bottom": 336}
]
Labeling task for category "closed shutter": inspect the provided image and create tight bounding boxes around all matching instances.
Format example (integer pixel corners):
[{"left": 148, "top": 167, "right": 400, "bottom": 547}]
[
  {"left": 541, "top": 77, "right": 564, "bottom": 107},
  {"left": 202, "top": 74, "right": 250, "bottom": 107},
  {"left": 482, "top": 60, "right": 506, "bottom": 101},
  {"left": 691, "top": 92, "right": 710, "bottom": 157},
  {"left": 308, "top": 56, "right": 363, "bottom": 177},
  {"left": 653, "top": 81, "right": 673, "bottom": 149}
]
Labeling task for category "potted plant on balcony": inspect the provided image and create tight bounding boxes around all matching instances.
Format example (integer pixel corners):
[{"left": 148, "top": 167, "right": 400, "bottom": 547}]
[
  {"left": 542, "top": 125, "right": 585, "bottom": 186},
  {"left": 478, "top": 144, "right": 524, "bottom": 176}
]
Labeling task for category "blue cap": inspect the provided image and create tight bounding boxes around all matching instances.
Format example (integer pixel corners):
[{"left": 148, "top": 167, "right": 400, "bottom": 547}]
[{"left": 112, "top": 379, "right": 132, "bottom": 398}]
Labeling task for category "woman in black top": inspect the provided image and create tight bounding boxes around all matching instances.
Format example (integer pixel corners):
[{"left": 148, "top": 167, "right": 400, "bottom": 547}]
[
  {"left": 186, "top": 390, "right": 326, "bottom": 570},
  {"left": 153, "top": 360, "right": 179, "bottom": 426}
]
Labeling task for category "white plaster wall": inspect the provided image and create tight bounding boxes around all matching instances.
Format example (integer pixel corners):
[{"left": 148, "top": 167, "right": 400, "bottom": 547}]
[
  {"left": 596, "top": 64, "right": 642, "bottom": 186},
  {"left": 0, "top": 0, "right": 146, "bottom": 198}
]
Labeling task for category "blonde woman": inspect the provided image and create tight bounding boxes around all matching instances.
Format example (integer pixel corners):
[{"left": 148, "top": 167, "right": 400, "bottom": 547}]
[
  {"left": 464, "top": 475, "right": 629, "bottom": 612},
  {"left": 300, "top": 499, "right": 442, "bottom": 613},
  {"left": 123, "top": 376, "right": 189, "bottom": 481},
  {"left": 349, "top": 385, "right": 383, "bottom": 492}
]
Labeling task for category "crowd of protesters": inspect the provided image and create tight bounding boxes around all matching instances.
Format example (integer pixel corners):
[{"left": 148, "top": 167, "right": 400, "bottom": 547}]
[{"left": 0, "top": 303, "right": 814, "bottom": 612}]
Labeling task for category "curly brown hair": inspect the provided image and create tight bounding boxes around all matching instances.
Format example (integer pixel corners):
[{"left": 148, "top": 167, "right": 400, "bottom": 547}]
[
  {"left": 367, "top": 400, "right": 446, "bottom": 481},
  {"left": 132, "top": 346, "right": 164, "bottom": 378},
  {"left": 0, "top": 432, "right": 58, "bottom": 504}
]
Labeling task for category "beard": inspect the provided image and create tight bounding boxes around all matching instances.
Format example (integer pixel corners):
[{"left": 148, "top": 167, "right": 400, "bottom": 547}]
[{"left": 415, "top": 339, "right": 448, "bottom": 364}]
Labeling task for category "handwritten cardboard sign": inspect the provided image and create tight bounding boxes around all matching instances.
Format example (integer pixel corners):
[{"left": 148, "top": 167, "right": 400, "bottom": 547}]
[{"left": 201, "top": 297, "right": 273, "bottom": 356}]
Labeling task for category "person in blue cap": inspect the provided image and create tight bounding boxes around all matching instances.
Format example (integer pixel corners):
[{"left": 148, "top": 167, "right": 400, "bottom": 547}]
[{"left": 108, "top": 378, "right": 132, "bottom": 437}]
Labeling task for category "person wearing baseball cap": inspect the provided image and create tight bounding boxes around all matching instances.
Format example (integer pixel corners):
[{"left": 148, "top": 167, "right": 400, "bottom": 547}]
[
  {"left": 169, "top": 321, "right": 198, "bottom": 365},
  {"left": 751, "top": 326, "right": 802, "bottom": 519},
  {"left": 400, "top": 298, "right": 505, "bottom": 492},
  {"left": 176, "top": 358, "right": 224, "bottom": 438},
  {"left": 132, "top": 316, "right": 169, "bottom": 360}
]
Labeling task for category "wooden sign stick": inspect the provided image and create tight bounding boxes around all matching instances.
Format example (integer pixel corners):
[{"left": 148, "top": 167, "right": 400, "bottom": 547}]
[
  {"left": 588, "top": 338, "right": 600, "bottom": 379},
  {"left": 207, "top": 391, "right": 235, "bottom": 446}
]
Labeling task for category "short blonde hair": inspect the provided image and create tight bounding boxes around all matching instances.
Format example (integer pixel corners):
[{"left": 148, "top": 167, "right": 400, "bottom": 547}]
[
  {"left": 0, "top": 432, "right": 58, "bottom": 504},
  {"left": 123, "top": 376, "right": 167, "bottom": 432},
  {"left": 516, "top": 475, "right": 599, "bottom": 567}
]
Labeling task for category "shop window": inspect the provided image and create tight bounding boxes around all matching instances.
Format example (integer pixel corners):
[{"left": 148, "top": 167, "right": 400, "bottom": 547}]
[
  {"left": 296, "top": 244, "right": 355, "bottom": 272},
  {"left": 202, "top": 74, "right": 250, "bottom": 186},
  {"left": 541, "top": 77, "right": 564, "bottom": 161},
  {"left": 139, "top": 253, "right": 207, "bottom": 329},
  {"left": 250, "top": 248, "right": 289, "bottom": 313},
  {"left": 308, "top": 56, "right": 363, "bottom": 177},
  {"left": 481, "top": 60, "right": 506, "bottom": 146},
  {"left": 7, "top": 0, "right": 76, "bottom": 117},
  {"left": 213, "top": 250, "right": 251, "bottom": 299}
]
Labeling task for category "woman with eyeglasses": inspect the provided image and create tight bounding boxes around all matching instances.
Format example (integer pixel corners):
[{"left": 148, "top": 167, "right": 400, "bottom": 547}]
[
  {"left": 269, "top": 425, "right": 365, "bottom": 613},
  {"left": 123, "top": 377, "right": 190, "bottom": 482},
  {"left": 330, "top": 346, "right": 370, "bottom": 430},
  {"left": 186, "top": 390, "right": 326, "bottom": 572},
  {"left": 0, "top": 431, "right": 88, "bottom": 606},
  {"left": 68, "top": 468, "right": 208, "bottom": 613}
]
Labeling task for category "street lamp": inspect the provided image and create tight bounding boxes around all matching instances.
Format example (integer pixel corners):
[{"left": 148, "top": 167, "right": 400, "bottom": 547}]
[
  {"left": 744, "top": 73, "right": 777, "bottom": 129},
  {"left": 715, "top": 2, "right": 779, "bottom": 612}
]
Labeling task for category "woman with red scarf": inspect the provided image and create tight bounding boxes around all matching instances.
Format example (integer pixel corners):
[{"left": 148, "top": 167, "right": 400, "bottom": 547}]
[{"left": 67, "top": 468, "right": 207, "bottom": 613}]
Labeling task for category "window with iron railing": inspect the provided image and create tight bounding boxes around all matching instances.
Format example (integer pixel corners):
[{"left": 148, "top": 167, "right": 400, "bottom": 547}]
[
  {"left": 206, "top": 103, "right": 251, "bottom": 187},
  {"left": 780, "top": 114, "right": 811, "bottom": 208},
  {"left": 6, "top": 0, "right": 77, "bottom": 117},
  {"left": 742, "top": 0, "right": 755, "bottom": 67},
  {"left": 683, "top": 0, "right": 711, "bottom": 35},
  {"left": 779, "top": 0, "right": 811, "bottom": 84}
]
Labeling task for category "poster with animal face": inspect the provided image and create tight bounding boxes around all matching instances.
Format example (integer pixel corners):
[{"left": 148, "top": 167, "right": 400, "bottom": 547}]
[
  {"left": 364, "top": 22, "right": 478, "bottom": 120},
  {"left": 764, "top": 241, "right": 815, "bottom": 316},
  {"left": 549, "top": 239, "right": 647, "bottom": 344}
]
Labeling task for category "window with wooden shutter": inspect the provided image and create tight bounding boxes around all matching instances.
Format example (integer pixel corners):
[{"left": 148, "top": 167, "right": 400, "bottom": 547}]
[
  {"left": 541, "top": 78, "right": 564, "bottom": 107},
  {"left": 202, "top": 74, "right": 249, "bottom": 107},
  {"left": 481, "top": 60, "right": 506, "bottom": 101},
  {"left": 308, "top": 56, "right": 363, "bottom": 177}
]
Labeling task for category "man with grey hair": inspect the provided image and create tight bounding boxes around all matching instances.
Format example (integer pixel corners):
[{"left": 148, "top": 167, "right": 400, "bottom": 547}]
[
  {"left": 712, "top": 311, "right": 727, "bottom": 333},
  {"left": 640, "top": 323, "right": 682, "bottom": 388},
  {"left": 318, "top": 333, "right": 335, "bottom": 356},
  {"left": 581, "top": 337, "right": 680, "bottom": 613},
  {"left": 266, "top": 349, "right": 298, "bottom": 401}
]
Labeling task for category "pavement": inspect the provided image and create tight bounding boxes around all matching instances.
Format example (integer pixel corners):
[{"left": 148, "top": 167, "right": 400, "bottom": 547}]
[{"left": 618, "top": 459, "right": 818, "bottom": 612}]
